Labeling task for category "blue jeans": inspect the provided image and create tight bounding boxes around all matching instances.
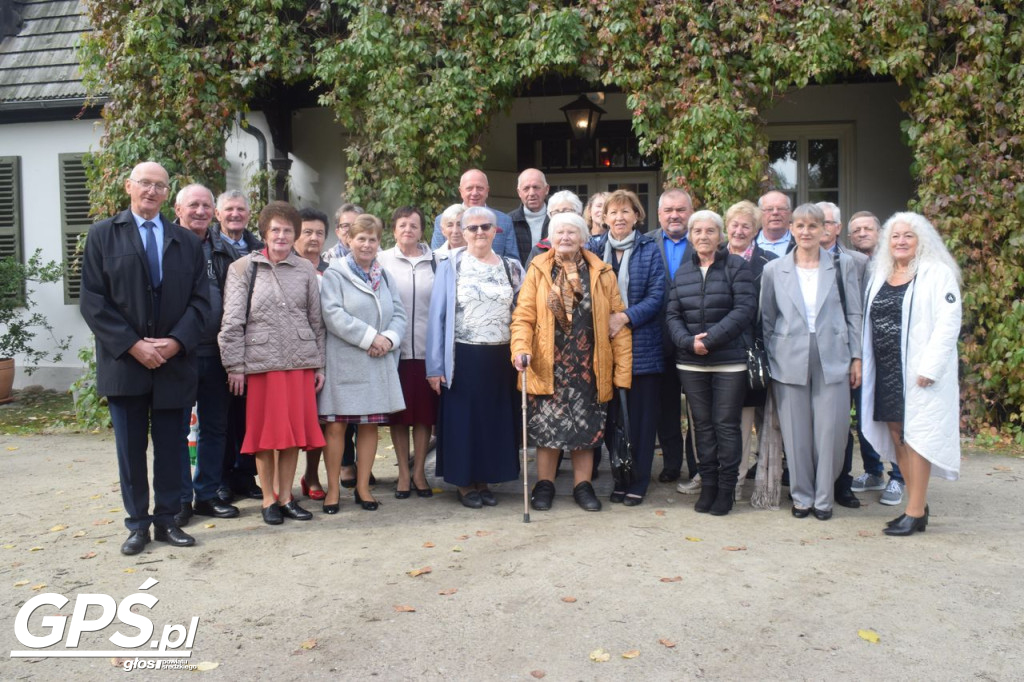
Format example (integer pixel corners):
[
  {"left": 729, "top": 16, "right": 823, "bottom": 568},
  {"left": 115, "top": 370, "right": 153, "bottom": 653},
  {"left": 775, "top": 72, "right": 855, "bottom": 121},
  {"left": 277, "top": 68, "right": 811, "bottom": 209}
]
[{"left": 181, "top": 356, "right": 230, "bottom": 503}]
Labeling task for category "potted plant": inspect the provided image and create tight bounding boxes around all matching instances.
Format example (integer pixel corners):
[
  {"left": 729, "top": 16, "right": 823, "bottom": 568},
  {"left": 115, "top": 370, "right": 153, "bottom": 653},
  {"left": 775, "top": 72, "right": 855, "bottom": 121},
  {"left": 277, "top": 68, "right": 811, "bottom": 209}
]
[{"left": 0, "top": 250, "right": 72, "bottom": 402}]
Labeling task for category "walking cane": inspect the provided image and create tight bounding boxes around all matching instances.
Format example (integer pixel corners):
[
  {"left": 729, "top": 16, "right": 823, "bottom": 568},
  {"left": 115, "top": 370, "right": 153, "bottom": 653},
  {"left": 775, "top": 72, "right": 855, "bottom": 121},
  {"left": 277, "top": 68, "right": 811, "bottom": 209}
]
[{"left": 519, "top": 355, "right": 530, "bottom": 524}]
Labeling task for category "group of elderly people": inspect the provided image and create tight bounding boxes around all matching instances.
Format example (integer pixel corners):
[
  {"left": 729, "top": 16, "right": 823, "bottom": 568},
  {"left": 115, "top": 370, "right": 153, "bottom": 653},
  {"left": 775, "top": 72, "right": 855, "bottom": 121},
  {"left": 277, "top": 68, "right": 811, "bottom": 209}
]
[{"left": 215, "top": 181, "right": 962, "bottom": 537}]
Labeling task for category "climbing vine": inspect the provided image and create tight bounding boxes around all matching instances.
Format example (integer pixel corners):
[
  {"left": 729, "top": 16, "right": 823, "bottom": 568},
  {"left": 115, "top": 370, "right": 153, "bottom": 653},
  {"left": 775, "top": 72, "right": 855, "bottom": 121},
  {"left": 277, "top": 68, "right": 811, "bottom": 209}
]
[{"left": 79, "top": 0, "right": 1024, "bottom": 438}]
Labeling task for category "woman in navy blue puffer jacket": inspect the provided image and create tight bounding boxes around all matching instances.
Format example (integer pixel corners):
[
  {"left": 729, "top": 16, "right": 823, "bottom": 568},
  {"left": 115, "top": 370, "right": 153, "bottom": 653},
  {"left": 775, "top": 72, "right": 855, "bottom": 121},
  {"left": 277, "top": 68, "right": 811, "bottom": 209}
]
[
  {"left": 588, "top": 190, "right": 666, "bottom": 506},
  {"left": 666, "top": 210, "right": 757, "bottom": 516}
]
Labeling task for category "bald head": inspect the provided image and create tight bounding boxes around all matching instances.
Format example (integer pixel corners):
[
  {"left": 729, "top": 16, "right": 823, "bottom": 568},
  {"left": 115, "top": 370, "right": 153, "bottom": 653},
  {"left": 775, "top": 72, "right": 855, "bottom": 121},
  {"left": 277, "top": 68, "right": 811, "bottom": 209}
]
[
  {"left": 517, "top": 168, "right": 549, "bottom": 212},
  {"left": 459, "top": 169, "right": 489, "bottom": 207},
  {"left": 124, "top": 161, "right": 170, "bottom": 220}
]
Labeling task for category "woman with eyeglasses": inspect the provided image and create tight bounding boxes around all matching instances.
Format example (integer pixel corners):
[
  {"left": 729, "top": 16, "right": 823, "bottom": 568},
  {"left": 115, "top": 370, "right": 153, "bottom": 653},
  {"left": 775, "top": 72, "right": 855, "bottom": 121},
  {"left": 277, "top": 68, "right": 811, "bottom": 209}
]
[{"left": 426, "top": 207, "right": 526, "bottom": 509}]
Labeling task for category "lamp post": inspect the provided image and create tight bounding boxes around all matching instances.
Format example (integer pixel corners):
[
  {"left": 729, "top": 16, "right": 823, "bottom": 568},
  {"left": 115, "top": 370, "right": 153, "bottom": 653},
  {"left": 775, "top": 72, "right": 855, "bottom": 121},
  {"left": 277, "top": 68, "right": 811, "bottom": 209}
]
[{"left": 560, "top": 94, "right": 605, "bottom": 142}]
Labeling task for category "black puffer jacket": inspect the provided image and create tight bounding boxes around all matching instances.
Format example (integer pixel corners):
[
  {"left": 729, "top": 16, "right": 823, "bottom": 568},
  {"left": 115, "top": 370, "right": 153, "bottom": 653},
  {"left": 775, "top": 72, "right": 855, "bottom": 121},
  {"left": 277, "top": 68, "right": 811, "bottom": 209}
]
[{"left": 665, "top": 247, "right": 757, "bottom": 367}]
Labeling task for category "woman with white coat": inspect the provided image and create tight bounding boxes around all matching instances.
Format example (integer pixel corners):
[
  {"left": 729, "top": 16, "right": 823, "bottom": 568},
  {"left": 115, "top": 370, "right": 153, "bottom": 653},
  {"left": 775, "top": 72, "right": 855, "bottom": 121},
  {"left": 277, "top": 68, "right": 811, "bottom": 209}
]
[
  {"left": 860, "top": 212, "right": 962, "bottom": 536},
  {"left": 318, "top": 214, "right": 407, "bottom": 512}
]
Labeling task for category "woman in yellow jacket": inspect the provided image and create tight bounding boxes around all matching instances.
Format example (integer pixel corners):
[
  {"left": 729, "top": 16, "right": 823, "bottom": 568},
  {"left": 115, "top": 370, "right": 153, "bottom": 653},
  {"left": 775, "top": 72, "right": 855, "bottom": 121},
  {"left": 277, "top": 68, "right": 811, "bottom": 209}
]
[{"left": 511, "top": 212, "right": 632, "bottom": 512}]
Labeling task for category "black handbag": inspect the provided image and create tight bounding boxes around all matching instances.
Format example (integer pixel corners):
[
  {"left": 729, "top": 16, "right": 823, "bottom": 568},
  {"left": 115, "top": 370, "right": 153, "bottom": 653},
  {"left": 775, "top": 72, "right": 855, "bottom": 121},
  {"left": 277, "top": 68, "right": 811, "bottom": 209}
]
[
  {"left": 746, "top": 338, "right": 771, "bottom": 391},
  {"left": 608, "top": 388, "right": 635, "bottom": 488}
]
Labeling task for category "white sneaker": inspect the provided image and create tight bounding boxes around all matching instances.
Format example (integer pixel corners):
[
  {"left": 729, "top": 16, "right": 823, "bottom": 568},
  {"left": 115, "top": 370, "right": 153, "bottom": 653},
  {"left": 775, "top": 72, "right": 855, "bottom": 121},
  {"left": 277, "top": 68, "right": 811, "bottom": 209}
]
[
  {"left": 851, "top": 472, "right": 886, "bottom": 492},
  {"left": 879, "top": 479, "right": 905, "bottom": 506},
  {"left": 676, "top": 475, "right": 702, "bottom": 494}
]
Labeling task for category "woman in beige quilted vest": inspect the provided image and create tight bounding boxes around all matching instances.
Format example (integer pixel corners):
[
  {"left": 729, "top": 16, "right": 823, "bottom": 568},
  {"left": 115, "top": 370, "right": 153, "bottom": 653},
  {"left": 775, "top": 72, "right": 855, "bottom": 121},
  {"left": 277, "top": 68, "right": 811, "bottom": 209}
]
[{"left": 219, "top": 201, "right": 326, "bottom": 526}]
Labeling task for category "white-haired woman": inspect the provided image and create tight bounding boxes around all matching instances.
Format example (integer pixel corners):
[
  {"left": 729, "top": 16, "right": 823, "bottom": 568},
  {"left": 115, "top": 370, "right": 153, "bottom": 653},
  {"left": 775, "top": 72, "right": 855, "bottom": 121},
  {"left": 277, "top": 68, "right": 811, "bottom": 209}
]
[
  {"left": 524, "top": 191, "right": 583, "bottom": 267},
  {"left": 426, "top": 207, "right": 525, "bottom": 509},
  {"left": 434, "top": 204, "right": 466, "bottom": 257},
  {"left": 860, "top": 212, "right": 962, "bottom": 536},
  {"left": 511, "top": 212, "right": 632, "bottom": 512}
]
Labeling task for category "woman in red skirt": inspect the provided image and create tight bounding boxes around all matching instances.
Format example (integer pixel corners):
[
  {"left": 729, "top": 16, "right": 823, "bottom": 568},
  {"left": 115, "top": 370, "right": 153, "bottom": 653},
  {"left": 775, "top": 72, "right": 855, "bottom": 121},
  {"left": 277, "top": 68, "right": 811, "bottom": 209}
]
[{"left": 219, "top": 201, "right": 326, "bottom": 525}]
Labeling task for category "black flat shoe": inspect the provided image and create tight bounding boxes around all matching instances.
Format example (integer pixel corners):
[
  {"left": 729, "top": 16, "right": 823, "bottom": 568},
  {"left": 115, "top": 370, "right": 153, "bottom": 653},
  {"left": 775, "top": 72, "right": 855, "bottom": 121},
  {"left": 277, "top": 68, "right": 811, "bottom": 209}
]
[
  {"left": 262, "top": 504, "right": 283, "bottom": 525},
  {"left": 478, "top": 489, "right": 498, "bottom": 507},
  {"left": 622, "top": 494, "right": 643, "bottom": 507},
  {"left": 154, "top": 525, "right": 196, "bottom": 547},
  {"left": 530, "top": 480, "right": 556, "bottom": 511},
  {"left": 355, "top": 491, "right": 380, "bottom": 511},
  {"left": 395, "top": 488, "right": 412, "bottom": 499},
  {"left": 791, "top": 505, "right": 811, "bottom": 518},
  {"left": 834, "top": 493, "right": 861, "bottom": 509},
  {"left": 411, "top": 483, "right": 433, "bottom": 498},
  {"left": 884, "top": 512, "right": 927, "bottom": 536},
  {"left": 658, "top": 470, "right": 681, "bottom": 483},
  {"left": 573, "top": 481, "right": 602, "bottom": 511},
  {"left": 457, "top": 490, "right": 482, "bottom": 509},
  {"left": 609, "top": 491, "right": 626, "bottom": 503},
  {"left": 812, "top": 508, "right": 833, "bottom": 521},
  {"left": 174, "top": 502, "right": 193, "bottom": 528},
  {"left": 887, "top": 504, "right": 929, "bottom": 527},
  {"left": 279, "top": 500, "right": 313, "bottom": 520},
  {"left": 341, "top": 478, "right": 356, "bottom": 489},
  {"left": 323, "top": 502, "right": 340, "bottom": 515},
  {"left": 120, "top": 529, "right": 151, "bottom": 556},
  {"left": 194, "top": 498, "right": 240, "bottom": 518}
]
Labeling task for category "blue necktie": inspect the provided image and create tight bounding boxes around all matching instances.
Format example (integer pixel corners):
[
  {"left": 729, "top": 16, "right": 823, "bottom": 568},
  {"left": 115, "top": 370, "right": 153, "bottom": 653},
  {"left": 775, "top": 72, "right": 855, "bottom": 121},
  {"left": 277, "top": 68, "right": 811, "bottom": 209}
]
[{"left": 143, "top": 221, "right": 161, "bottom": 287}]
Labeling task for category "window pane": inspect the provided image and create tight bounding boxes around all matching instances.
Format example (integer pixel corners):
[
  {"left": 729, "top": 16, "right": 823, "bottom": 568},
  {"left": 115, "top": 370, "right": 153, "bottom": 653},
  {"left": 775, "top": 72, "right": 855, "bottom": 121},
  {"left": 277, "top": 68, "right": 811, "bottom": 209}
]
[
  {"left": 807, "top": 138, "right": 839, "bottom": 189},
  {"left": 808, "top": 190, "right": 839, "bottom": 205},
  {"left": 768, "top": 140, "right": 798, "bottom": 191}
]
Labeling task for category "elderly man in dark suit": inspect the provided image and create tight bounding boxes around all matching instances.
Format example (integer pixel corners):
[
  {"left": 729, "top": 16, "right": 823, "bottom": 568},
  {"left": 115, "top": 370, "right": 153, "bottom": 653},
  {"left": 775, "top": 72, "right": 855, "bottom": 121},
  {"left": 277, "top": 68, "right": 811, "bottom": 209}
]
[
  {"left": 509, "top": 168, "right": 549, "bottom": 266},
  {"left": 80, "top": 161, "right": 210, "bottom": 556}
]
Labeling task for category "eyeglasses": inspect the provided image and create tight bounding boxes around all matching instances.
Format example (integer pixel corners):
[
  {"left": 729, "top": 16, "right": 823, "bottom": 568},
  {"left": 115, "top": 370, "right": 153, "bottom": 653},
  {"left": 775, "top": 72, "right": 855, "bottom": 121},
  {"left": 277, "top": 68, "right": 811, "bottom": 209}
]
[
  {"left": 337, "top": 222, "right": 353, "bottom": 231},
  {"left": 463, "top": 223, "right": 494, "bottom": 233},
  {"left": 823, "top": 220, "right": 839, "bottom": 226},
  {"left": 548, "top": 207, "right": 576, "bottom": 216},
  {"left": 130, "top": 178, "right": 170, "bottom": 193}
]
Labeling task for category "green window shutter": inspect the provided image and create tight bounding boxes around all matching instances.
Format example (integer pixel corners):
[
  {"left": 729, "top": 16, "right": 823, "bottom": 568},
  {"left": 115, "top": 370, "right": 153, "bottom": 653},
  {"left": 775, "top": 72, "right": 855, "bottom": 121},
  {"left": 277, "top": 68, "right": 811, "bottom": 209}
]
[
  {"left": 0, "top": 157, "right": 22, "bottom": 265},
  {"left": 59, "top": 154, "right": 91, "bottom": 303}
]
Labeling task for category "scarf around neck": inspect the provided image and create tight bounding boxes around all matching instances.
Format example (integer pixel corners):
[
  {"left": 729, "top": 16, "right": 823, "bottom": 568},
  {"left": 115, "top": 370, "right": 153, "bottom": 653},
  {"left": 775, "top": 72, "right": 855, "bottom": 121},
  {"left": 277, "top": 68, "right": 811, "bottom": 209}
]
[
  {"left": 603, "top": 230, "right": 636, "bottom": 306},
  {"left": 345, "top": 254, "right": 384, "bottom": 292},
  {"left": 547, "top": 250, "right": 585, "bottom": 335}
]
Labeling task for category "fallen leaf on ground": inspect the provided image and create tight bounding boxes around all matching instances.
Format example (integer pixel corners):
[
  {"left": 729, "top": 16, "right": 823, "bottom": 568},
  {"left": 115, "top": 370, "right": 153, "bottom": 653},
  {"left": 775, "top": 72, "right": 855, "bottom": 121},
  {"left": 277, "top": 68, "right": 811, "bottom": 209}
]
[
  {"left": 393, "top": 605, "right": 416, "bottom": 613},
  {"left": 72, "top": 531, "right": 86, "bottom": 538},
  {"left": 204, "top": 523, "right": 215, "bottom": 529},
  {"left": 858, "top": 629, "right": 880, "bottom": 644},
  {"left": 408, "top": 566, "right": 432, "bottom": 577},
  {"left": 722, "top": 546, "right": 747, "bottom": 551},
  {"left": 6, "top": 446, "right": 17, "bottom": 451},
  {"left": 80, "top": 551, "right": 97, "bottom": 560},
  {"left": 685, "top": 536, "right": 702, "bottom": 542},
  {"left": 107, "top": 508, "right": 121, "bottom": 513},
  {"left": 530, "top": 671, "right": 546, "bottom": 679},
  {"left": 123, "top": 568, "right": 135, "bottom": 574},
  {"left": 31, "top": 584, "right": 46, "bottom": 590},
  {"left": 2, "top": 544, "right": 14, "bottom": 549},
  {"left": 110, "top": 658, "right": 128, "bottom": 667},
  {"left": 49, "top": 524, "right": 68, "bottom": 532},
  {"left": 475, "top": 530, "right": 492, "bottom": 537},
  {"left": 195, "top": 661, "right": 219, "bottom": 671},
  {"left": 658, "top": 638, "right": 676, "bottom": 648},
  {"left": 622, "top": 649, "right": 640, "bottom": 659},
  {"left": 14, "top": 580, "right": 28, "bottom": 587},
  {"left": 452, "top": 546, "right": 463, "bottom": 552},
  {"left": 660, "top": 576, "right": 683, "bottom": 583},
  {"left": 993, "top": 465, "right": 1012, "bottom": 471},
  {"left": 92, "top": 519, "right": 113, "bottom": 526},
  {"left": 299, "top": 639, "right": 316, "bottom": 650},
  {"left": 857, "top": 530, "right": 874, "bottom": 537},
  {"left": 438, "top": 588, "right": 457, "bottom": 596},
  {"left": 589, "top": 649, "right": 611, "bottom": 663},
  {"left": 654, "top": 510, "right": 666, "bottom": 517},
  {"left": 456, "top": 534, "right": 469, "bottom": 540},
  {"left": 29, "top": 547, "right": 43, "bottom": 552},
  {"left": 561, "top": 596, "right": 577, "bottom": 603},
  {"left": 422, "top": 542, "right": 435, "bottom": 548},
  {"left": 89, "top": 494, "right": 102, "bottom": 500}
]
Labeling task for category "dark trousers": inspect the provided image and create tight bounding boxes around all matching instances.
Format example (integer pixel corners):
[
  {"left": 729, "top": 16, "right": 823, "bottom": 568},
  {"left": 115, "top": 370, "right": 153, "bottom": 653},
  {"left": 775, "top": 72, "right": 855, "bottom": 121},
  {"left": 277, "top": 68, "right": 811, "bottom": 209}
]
[
  {"left": 677, "top": 369, "right": 747, "bottom": 490},
  {"left": 604, "top": 374, "right": 661, "bottom": 496},
  {"left": 342, "top": 423, "right": 356, "bottom": 467},
  {"left": 657, "top": 366, "right": 685, "bottom": 474},
  {"left": 223, "top": 393, "right": 257, "bottom": 486},
  {"left": 182, "top": 356, "right": 229, "bottom": 503},
  {"left": 108, "top": 395, "right": 190, "bottom": 531}
]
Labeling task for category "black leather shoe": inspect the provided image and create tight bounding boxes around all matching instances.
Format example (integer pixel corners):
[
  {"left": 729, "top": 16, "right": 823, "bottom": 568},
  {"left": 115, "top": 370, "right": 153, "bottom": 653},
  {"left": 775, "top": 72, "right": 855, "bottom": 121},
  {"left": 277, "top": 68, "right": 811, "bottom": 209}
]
[
  {"left": 120, "top": 529, "right": 151, "bottom": 556},
  {"left": 394, "top": 488, "right": 412, "bottom": 499},
  {"left": 835, "top": 493, "right": 861, "bottom": 509},
  {"left": 791, "top": 505, "right": 811, "bottom": 518},
  {"left": 709, "top": 488, "right": 735, "bottom": 516},
  {"left": 812, "top": 508, "right": 833, "bottom": 521},
  {"left": 411, "top": 482, "right": 433, "bottom": 498},
  {"left": 216, "top": 487, "right": 235, "bottom": 504},
  {"left": 194, "top": 499, "right": 240, "bottom": 518},
  {"left": 884, "top": 512, "right": 927, "bottom": 536},
  {"left": 174, "top": 502, "right": 193, "bottom": 527},
  {"left": 279, "top": 499, "right": 313, "bottom": 520},
  {"left": 694, "top": 485, "right": 717, "bottom": 513},
  {"left": 658, "top": 470, "right": 681, "bottom": 483},
  {"left": 154, "top": 525, "right": 196, "bottom": 547},
  {"left": 457, "top": 490, "right": 482, "bottom": 509},
  {"left": 573, "top": 481, "right": 602, "bottom": 511},
  {"left": 262, "top": 504, "right": 283, "bottom": 525},
  {"left": 609, "top": 491, "right": 626, "bottom": 503},
  {"left": 530, "top": 480, "right": 556, "bottom": 511},
  {"left": 887, "top": 504, "right": 929, "bottom": 527},
  {"left": 323, "top": 502, "right": 340, "bottom": 515},
  {"left": 478, "top": 489, "right": 498, "bottom": 507},
  {"left": 354, "top": 491, "right": 380, "bottom": 511},
  {"left": 622, "top": 494, "right": 643, "bottom": 507}
]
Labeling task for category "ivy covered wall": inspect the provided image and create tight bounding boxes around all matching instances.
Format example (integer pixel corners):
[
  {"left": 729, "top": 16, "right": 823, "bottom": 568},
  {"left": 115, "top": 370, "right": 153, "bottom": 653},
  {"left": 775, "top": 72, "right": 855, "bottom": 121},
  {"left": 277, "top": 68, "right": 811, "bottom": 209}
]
[{"left": 79, "top": 1, "right": 1024, "bottom": 438}]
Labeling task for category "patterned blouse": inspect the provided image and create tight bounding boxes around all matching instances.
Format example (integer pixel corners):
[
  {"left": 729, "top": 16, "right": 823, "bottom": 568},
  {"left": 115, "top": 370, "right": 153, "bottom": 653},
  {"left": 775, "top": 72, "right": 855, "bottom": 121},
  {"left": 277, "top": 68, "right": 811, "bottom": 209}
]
[{"left": 455, "top": 253, "right": 514, "bottom": 344}]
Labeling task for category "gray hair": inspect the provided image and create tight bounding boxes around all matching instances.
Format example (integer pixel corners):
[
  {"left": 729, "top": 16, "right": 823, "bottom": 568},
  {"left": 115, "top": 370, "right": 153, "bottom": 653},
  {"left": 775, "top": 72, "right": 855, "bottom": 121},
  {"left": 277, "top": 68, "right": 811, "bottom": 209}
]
[
  {"left": 547, "top": 190, "right": 583, "bottom": 216},
  {"left": 758, "top": 191, "right": 792, "bottom": 211},
  {"left": 688, "top": 209, "right": 726, "bottom": 240},
  {"left": 659, "top": 188, "right": 693, "bottom": 208},
  {"left": 816, "top": 201, "right": 841, "bottom": 225},
  {"left": 440, "top": 203, "right": 466, "bottom": 222},
  {"left": 216, "top": 189, "right": 249, "bottom": 210},
  {"left": 176, "top": 183, "right": 214, "bottom": 206},
  {"left": 548, "top": 212, "right": 589, "bottom": 243},
  {"left": 461, "top": 206, "right": 497, "bottom": 229},
  {"left": 792, "top": 202, "right": 825, "bottom": 224},
  {"left": 875, "top": 212, "right": 961, "bottom": 284},
  {"left": 334, "top": 202, "right": 364, "bottom": 223}
]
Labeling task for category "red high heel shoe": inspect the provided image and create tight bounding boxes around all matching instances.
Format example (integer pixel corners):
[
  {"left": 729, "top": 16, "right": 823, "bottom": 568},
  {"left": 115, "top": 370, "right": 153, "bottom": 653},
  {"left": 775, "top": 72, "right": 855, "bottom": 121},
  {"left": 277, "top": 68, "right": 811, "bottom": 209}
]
[{"left": 301, "top": 476, "right": 326, "bottom": 501}]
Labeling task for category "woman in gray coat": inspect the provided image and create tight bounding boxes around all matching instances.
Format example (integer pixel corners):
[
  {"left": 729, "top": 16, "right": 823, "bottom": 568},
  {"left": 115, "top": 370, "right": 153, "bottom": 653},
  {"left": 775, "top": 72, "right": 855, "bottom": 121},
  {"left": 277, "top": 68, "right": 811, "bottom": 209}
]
[{"left": 318, "top": 214, "right": 407, "bottom": 512}]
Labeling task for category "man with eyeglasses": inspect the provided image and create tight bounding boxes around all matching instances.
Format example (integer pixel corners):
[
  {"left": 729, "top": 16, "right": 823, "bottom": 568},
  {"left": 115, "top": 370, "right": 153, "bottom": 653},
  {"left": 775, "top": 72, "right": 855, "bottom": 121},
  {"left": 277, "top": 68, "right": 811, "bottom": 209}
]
[
  {"left": 322, "top": 202, "right": 363, "bottom": 262},
  {"left": 429, "top": 168, "right": 520, "bottom": 262},
  {"left": 509, "top": 168, "right": 550, "bottom": 266},
  {"left": 756, "top": 191, "right": 795, "bottom": 257},
  {"left": 80, "top": 161, "right": 211, "bottom": 556}
]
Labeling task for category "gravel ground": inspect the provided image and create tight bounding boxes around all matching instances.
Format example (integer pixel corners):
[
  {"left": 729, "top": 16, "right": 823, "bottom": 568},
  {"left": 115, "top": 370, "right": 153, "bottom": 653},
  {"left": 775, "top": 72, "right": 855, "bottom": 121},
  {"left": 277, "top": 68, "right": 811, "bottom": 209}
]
[{"left": 1, "top": 432, "right": 1022, "bottom": 681}]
